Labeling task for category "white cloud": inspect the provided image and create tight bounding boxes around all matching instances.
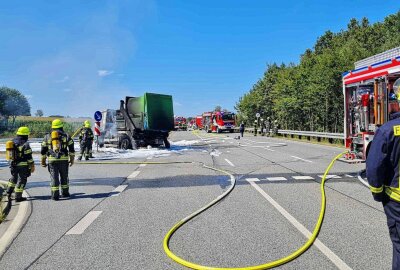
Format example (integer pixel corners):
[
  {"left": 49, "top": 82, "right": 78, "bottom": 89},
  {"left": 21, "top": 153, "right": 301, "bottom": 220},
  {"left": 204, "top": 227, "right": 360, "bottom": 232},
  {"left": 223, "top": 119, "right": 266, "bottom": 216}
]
[
  {"left": 98, "top": 70, "right": 114, "bottom": 77},
  {"left": 55, "top": 76, "right": 69, "bottom": 83}
]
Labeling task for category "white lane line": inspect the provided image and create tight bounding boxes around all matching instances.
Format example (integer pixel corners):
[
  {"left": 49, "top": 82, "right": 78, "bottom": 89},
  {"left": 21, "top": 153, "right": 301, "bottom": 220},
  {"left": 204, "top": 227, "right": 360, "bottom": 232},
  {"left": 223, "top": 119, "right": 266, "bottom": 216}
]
[
  {"left": 246, "top": 178, "right": 260, "bottom": 182},
  {"left": 291, "top": 156, "right": 313, "bottom": 163},
  {"left": 247, "top": 180, "right": 352, "bottom": 270},
  {"left": 139, "top": 164, "right": 147, "bottom": 167},
  {"left": 111, "top": 185, "right": 128, "bottom": 197},
  {"left": 293, "top": 176, "right": 315, "bottom": 180},
  {"left": 224, "top": 158, "right": 235, "bottom": 167},
  {"left": 345, "top": 174, "right": 354, "bottom": 178},
  {"left": 318, "top": 175, "right": 341, "bottom": 179},
  {"left": 127, "top": 171, "right": 141, "bottom": 179},
  {"left": 267, "top": 177, "right": 287, "bottom": 181},
  {"left": 66, "top": 211, "right": 102, "bottom": 235}
]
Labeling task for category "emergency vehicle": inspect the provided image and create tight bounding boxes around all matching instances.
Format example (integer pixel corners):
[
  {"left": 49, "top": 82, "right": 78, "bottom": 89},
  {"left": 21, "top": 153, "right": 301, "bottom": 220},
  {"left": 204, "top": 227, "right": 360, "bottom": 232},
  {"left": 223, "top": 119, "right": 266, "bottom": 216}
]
[
  {"left": 203, "top": 111, "right": 236, "bottom": 133},
  {"left": 343, "top": 47, "right": 400, "bottom": 161},
  {"left": 195, "top": 116, "right": 203, "bottom": 130},
  {"left": 174, "top": 116, "right": 187, "bottom": 131}
]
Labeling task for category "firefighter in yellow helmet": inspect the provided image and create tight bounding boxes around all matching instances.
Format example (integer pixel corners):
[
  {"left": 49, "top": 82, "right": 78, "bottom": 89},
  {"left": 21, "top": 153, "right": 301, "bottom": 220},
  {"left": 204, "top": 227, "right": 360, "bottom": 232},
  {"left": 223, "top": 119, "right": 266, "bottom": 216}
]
[
  {"left": 6, "top": 127, "right": 35, "bottom": 202},
  {"left": 78, "top": 120, "right": 94, "bottom": 160},
  {"left": 40, "top": 119, "right": 75, "bottom": 200}
]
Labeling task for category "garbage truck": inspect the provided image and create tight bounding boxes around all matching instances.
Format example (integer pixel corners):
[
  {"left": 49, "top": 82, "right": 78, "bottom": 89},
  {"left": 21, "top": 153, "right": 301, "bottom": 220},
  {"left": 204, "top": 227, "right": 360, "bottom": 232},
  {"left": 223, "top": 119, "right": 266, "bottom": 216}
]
[
  {"left": 342, "top": 47, "right": 400, "bottom": 161},
  {"left": 99, "top": 93, "right": 174, "bottom": 149}
]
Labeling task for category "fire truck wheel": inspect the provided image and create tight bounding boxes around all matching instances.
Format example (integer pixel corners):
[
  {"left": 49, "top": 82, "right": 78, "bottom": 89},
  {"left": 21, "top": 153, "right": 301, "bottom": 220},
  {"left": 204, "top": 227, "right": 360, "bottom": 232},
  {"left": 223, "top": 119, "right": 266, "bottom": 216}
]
[
  {"left": 119, "top": 136, "right": 133, "bottom": 150},
  {"left": 217, "top": 127, "right": 221, "bottom": 133},
  {"left": 164, "top": 138, "right": 171, "bottom": 149}
]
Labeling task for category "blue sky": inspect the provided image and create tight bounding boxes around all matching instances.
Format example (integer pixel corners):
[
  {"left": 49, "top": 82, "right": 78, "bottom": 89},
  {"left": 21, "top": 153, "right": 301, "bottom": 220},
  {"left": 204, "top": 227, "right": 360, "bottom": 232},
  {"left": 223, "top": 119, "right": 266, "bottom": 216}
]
[{"left": 0, "top": 1, "right": 398, "bottom": 118}]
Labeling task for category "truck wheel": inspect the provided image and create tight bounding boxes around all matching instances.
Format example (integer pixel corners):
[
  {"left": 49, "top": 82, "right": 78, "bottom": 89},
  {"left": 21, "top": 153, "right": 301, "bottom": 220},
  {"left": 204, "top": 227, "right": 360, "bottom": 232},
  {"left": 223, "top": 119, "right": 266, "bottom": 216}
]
[
  {"left": 120, "top": 137, "right": 132, "bottom": 150},
  {"left": 229, "top": 129, "right": 234, "bottom": 133},
  {"left": 206, "top": 127, "right": 211, "bottom": 133},
  {"left": 217, "top": 127, "right": 221, "bottom": 133},
  {"left": 164, "top": 138, "right": 171, "bottom": 149}
]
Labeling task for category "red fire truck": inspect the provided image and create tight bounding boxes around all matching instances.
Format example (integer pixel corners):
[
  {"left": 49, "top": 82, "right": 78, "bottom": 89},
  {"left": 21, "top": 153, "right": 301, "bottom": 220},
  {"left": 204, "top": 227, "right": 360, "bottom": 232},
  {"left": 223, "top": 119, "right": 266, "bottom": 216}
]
[
  {"left": 195, "top": 115, "right": 203, "bottom": 129},
  {"left": 343, "top": 47, "right": 400, "bottom": 161},
  {"left": 203, "top": 111, "right": 236, "bottom": 133},
  {"left": 174, "top": 116, "right": 187, "bottom": 131}
]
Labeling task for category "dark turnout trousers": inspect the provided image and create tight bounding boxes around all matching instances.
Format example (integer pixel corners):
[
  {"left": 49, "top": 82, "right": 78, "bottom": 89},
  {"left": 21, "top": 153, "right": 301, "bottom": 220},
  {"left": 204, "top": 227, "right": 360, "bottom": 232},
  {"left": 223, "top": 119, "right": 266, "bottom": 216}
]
[
  {"left": 7, "top": 166, "right": 30, "bottom": 199},
  {"left": 48, "top": 161, "right": 69, "bottom": 199},
  {"left": 384, "top": 199, "right": 400, "bottom": 270}
]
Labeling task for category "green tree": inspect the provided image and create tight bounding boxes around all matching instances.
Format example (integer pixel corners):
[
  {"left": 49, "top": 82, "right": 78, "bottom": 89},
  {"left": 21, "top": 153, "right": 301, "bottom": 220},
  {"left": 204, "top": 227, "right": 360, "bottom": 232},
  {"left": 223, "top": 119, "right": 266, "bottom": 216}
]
[
  {"left": 35, "top": 109, "right": 44, "bottom": 117},
  {"left": 0, "top": 87, "right": 31, "bottom": 126}
]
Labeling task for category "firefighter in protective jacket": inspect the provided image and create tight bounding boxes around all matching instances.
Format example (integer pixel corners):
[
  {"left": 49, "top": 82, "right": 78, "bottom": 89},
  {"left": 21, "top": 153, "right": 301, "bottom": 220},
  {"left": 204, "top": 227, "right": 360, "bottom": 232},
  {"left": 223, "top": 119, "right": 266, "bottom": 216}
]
[
  {"left": 41, "top": 119, "right": 75, "bottom": 200},
  {"left": 78, "top": 120, "right": 94, "bottom": 160},
  {"left": 6, "top": 127, "right": 35, "bottom": 202},
  {"left": 366, "top": 118, "right": 400, "bottom": 269}
]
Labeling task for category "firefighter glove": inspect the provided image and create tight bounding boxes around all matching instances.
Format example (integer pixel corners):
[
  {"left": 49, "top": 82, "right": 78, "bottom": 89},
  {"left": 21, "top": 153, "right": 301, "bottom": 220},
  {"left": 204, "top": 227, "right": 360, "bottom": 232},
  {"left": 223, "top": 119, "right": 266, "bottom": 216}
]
[
  {"left": 69, "top": 154, "right": 75, "bottom": 167},
  {"left": 41, "top": 156, "right": 47, "bottom": 167}
]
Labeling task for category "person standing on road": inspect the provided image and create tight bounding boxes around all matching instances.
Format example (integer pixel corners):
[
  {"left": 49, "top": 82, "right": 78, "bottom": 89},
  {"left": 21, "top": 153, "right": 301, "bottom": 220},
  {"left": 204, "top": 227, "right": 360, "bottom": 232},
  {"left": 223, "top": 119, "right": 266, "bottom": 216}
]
[
  {"left": 265, "top": 117, "right": 271, "bottom": 136},
  {"left": 239, "top": 122, "right": 245, "bottom": 137},
  {"left": 6, "top": 127, "right": 35, "bottom": 202},
  {"left": 367, "top": 119, "right": 400, "bottom": 269},
  {"left": 78, "top": 120, "right": 94, "bottom": 160},
  {"left": 41, "top": 119, "right": 75, "bottom": 201},
  {"left": 253, "top": 120, "right": 258, "bottom": 136}
]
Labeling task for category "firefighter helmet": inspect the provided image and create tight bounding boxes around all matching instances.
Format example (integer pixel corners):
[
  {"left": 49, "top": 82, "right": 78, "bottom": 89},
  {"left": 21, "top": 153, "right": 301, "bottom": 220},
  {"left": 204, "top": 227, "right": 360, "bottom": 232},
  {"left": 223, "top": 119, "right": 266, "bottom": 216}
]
[
  {"left": 52, "top": 119, "right": 64, "bottom": 129},
  {"left": 84, "top": 120, "right": 91, "bottom": 128},
  {"left": 16, "top": 126, "right": 30, "bottom": 136}
]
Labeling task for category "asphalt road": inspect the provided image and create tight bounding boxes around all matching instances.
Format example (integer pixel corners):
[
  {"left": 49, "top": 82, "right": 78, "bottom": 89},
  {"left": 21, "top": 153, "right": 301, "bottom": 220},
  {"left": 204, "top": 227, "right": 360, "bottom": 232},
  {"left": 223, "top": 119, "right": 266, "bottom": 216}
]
[{"left": 0, "top": 131, "right": 391, "bottom": 269}]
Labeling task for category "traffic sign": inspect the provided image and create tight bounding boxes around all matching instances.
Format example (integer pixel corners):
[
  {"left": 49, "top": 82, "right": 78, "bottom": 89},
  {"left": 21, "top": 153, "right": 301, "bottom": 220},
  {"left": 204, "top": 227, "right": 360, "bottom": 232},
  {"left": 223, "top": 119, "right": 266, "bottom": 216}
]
[
  {"left": 256, "top": 113, "right": 260, "bottom": 118},
  {"left": 94, "top": 121, "right": 101, "bottom": 136},
  {"left": 94, "top": 111, "right": 102, "bottom": 122}
]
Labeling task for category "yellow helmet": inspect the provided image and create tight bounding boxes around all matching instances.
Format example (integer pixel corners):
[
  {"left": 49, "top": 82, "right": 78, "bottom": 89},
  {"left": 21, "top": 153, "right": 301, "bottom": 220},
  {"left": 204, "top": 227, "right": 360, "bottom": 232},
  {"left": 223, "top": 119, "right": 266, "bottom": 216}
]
[
  {"left": 52, "top": 119, "right": 64, "bottom": 129},
  {"left": 84, "top": 120, "right": 91, "bottom": 128},
  {"left": 16, "top": 126, "right": 30, "bottom": 136}
]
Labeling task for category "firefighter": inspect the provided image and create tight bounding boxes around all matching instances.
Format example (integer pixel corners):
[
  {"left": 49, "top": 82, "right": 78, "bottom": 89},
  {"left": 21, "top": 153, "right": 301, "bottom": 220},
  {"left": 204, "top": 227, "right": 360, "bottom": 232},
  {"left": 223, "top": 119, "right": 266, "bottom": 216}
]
[
  {"left": 78, "top": 120, "right": 94, "bottom": 160},
  {"left": 272, "top": 120, "right": 279, "bottom": 136},
  {"left": 6, "top": 127, "right": 35, "bottom": 202},
  {"left": 366, "top": 118, "right": 400, "bottom": 269},
  {"left": 253, "top": 120, "right": 258, "bottom": 136},
  {"left": 265, "top": 117, "right": 271, "bottom": 136},
  {"left": 41, "top": 119, "right": 75, "bottom": 200},
  {"left": 239, "top": 122, "right": 245, "bottom": 137}
]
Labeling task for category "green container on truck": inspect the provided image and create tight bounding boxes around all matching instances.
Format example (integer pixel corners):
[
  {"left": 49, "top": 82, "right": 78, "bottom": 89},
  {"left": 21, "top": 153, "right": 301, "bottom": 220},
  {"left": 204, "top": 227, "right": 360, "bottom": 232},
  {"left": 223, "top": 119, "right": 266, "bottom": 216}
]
[{"left": 99, "top": 93, "right": 174, "bottom": 149}]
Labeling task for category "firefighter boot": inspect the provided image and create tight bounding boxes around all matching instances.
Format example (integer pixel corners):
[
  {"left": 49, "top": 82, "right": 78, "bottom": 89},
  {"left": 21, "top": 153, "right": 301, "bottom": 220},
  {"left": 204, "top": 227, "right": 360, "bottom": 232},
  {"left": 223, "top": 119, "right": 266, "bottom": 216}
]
[{"left": 51, "top": 189, "right": 60, "bottom": 201}]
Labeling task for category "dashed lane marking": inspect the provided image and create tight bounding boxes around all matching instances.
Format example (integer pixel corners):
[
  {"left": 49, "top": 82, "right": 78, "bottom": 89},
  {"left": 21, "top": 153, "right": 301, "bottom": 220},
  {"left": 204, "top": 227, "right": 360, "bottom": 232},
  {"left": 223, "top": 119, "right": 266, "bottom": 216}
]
[
  {"left": 127, "top": 171, "right": 141, "bottom": 179},
  {"left": 247, "top": 180, "right": 352, "bottom": 270},
  {"left": 110, "top": 185, "right": 128, "bottom": 197},
  {"left": 318, "top": 175, "right": 341, "bottom": 179},
  {"left": 291, "top": 155, "right": 313, "bottom": 163},
  {"left": 292, "top": 176, "right": 315, "bottom": 180},
  {"left": 266, "top": 177, "right": 287, "bottom": 181},
  {"left": 246, "top": 178, "right": 260, "bottom": 182},
  {"left": 224, "top": 158, "right": 235, "bottom": 167},
  {"left": 139, "top": 164, "right": 147, "bottom": 167},
  {"left": 66, "top": 211, "right": 102, "bottom": 235}
]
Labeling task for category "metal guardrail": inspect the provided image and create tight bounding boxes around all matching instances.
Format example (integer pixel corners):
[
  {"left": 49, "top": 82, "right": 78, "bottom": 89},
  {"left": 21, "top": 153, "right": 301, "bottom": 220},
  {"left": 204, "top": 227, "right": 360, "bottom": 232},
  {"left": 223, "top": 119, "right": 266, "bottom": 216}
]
[{"left": 244, "top": 128, "right": 344, "bottom": 140}]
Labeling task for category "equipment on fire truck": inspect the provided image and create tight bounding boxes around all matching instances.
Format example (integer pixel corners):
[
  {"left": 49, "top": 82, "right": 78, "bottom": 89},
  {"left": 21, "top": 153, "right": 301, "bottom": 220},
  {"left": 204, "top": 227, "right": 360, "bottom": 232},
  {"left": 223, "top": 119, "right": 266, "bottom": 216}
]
[{"left": 343, "top": 47, "right": 400, "bottom": 162}]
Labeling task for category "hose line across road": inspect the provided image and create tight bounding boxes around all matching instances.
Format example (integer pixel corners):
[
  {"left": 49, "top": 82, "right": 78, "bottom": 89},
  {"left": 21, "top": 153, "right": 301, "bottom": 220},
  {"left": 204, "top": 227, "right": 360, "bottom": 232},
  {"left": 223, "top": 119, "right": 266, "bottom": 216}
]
[{"left": 163, "top": 151, "right": 348, "bottom": 270}]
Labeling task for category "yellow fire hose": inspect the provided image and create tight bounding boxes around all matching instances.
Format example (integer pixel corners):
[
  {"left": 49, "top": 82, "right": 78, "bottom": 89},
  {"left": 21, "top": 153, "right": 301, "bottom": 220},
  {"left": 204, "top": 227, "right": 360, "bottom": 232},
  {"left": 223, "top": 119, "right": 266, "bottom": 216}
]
[{"left": 163, "top": 151, "right": 347, "bottom": 269}]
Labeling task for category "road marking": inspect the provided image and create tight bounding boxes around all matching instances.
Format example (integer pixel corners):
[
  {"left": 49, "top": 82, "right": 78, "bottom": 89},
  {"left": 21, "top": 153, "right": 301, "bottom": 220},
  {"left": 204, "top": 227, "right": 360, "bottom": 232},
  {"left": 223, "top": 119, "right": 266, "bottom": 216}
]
[
  {"left": 264, "top": 147, "right": 275, "bottom": 152},
  {"left": 246, "top": 178, "right": 260, "bottom": 182},
  {"left": 139, "top": 164, "right": 147, "bottom": 167},
  {"left": 293, "top": 176, "right": 315, "bottom": 180},
  {"left": 291, "top": 156, "right": 313, "bottom": 163},
  {"left": 224, "top": 158, "right": 235, "bottom": 167},
  {"left": 111, "top": 185, "right": 128, "bottom": 197},
  {"left": 66, "top": 211, "right": 102, "bottom": 235},
  {"left": 127, "top": 171, "right": 141, "bottom": 179},
  {"left": 345, "top": 174, "right": 354, "bottom": 178},
  {"left": 267, "top": 177, "right": 287, "bottom": 181},
  {"left": 247, "top": 180, "right": 352, "bottom": 270},
  {"left": 318, "top": 175, "right": 341, "bottom": 179}
]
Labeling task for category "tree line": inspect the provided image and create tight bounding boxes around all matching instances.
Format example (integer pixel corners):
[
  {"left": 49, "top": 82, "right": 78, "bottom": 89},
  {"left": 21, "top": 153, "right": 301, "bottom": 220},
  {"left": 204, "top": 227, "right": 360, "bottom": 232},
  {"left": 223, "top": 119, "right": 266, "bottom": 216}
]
[
  {"left": 0, "top": 86, "right": 31, "bottom": 126},
  {"left": 235, "top": 11, "right": 400, "bottom": 133}
]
